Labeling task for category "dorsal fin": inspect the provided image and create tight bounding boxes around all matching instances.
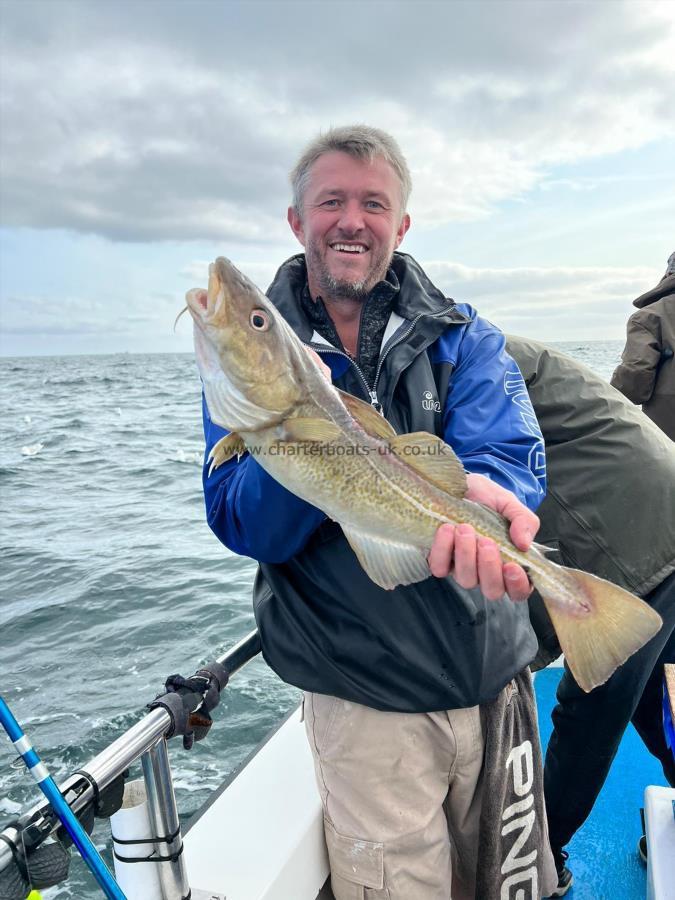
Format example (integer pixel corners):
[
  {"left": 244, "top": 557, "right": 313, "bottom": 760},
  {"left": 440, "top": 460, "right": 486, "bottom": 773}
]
[
  {"left": 337, "top": 389, "right": 397, "bottom": 441},
  {"left": 389, "top": 432, "right": 467, "bottom": 497}
]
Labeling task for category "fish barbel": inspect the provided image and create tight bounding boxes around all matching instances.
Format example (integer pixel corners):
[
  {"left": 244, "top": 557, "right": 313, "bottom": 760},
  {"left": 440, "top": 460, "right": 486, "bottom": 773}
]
[{"left": 186, "top": 257, "right": 662, "bottom": 693}]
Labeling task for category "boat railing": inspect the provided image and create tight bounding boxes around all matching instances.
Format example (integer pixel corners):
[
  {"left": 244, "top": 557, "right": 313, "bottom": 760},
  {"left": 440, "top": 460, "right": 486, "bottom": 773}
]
[{"left": 0, "top": 628, "right": 262, "bottom": 899}]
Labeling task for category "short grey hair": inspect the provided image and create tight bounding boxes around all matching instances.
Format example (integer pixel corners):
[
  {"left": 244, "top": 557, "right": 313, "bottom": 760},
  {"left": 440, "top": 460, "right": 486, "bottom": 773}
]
[{"left": 290, "top": 125, "right": 412, "bottom": 215}]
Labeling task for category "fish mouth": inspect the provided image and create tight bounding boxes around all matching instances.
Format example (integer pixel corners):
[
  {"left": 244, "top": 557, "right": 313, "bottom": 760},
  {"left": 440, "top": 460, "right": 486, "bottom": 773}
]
[
  {"left": 186, "top": 260, "right": 226, "bottom": 326},
  {"left": 185, "top": 287, "right": 210, "bottom": 326},
  {"left": 185, "top": 257, "right": 269, "bottom": 331}
]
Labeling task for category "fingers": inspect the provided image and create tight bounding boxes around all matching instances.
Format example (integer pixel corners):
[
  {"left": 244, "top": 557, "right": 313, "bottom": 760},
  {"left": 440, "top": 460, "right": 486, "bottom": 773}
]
[
  {"left": 453, "top": 525, "right": 478, "bottom": 589},
  {"left": 428, "top": 523, "right": 455, "bottom": 578},
  {"left": 476, "top": 537, "right": 505, "bottom": 600},
  {"left": 509, "top": 510, "right": 540, "bottom": 552},
  {"left": 490, "top": 487, "right": 539, "bottom": 552},
  {"left": 430, "top": 524, "right": 532, "bottom": 602},
  {"left": 489, "top": 492, "right": 539, "bottom": 552},
  {"left": 429, "top": 524, "right": 487, "bottom": 593},
  {"left": 503, "top": 563, "right": 533, "bottom": 602},
  {"left": 465, "top": 474, "right": 540, "bottom": 552}
]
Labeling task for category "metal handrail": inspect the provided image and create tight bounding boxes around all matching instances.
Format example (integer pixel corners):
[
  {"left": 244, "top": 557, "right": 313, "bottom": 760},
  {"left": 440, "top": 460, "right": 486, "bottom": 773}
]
[{"left": 0, "top": 628, "right": 262, "bottom": 875}]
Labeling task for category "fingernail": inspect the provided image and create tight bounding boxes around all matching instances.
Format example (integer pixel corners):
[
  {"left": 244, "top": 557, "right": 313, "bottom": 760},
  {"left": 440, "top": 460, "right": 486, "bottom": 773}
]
[{"left": 458, "top": 524, "right": 473, "bottom": 536}]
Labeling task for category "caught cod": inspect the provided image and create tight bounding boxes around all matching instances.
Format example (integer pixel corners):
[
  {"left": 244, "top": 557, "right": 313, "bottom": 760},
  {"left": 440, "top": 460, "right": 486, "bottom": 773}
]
[{"left": 186, "top": 257, "right": 662, "bottom": 693}]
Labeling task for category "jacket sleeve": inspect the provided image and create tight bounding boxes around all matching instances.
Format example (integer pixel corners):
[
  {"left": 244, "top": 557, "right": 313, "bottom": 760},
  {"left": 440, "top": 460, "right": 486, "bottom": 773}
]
[
  {"left": 610, "top": 314, "right": 661, "bottom": 405},
  {"left": 201, "top": 396, "right": 326, "bottom": 562},
  {"left": 443, "top": 319, "right": 546, "bottom": 511}
]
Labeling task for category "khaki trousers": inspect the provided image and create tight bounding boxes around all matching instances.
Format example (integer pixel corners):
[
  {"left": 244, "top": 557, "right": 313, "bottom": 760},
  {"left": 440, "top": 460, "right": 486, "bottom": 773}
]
[{"left": 304, "top": 692, "right": 488, "bottom": 900}]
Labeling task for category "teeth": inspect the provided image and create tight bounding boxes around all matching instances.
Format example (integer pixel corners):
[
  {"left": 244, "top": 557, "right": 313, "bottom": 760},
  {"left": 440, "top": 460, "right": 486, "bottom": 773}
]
[{"left": 331, "top": 243, "right": 366, "bottom": 254}]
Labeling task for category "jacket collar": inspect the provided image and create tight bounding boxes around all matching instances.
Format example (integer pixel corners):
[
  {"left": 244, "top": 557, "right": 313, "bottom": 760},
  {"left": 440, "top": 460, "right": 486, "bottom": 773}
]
[{"left": 265, "top": 251, "right": 469, "bottom": 339}]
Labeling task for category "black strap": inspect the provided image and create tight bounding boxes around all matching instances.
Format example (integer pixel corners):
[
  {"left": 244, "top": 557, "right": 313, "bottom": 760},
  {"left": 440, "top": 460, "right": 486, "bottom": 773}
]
[
  {"left": 111, "top": 824, "right": 181, "bottom": 846},
  {"left": 113, "top": 842, "right": 184, "bottom": 864}
]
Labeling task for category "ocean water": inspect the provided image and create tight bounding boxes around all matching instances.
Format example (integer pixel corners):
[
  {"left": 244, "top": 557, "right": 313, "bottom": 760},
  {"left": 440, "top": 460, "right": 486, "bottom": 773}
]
[{"left": 0, "top": 341, "right": 623, "bottom": 898}]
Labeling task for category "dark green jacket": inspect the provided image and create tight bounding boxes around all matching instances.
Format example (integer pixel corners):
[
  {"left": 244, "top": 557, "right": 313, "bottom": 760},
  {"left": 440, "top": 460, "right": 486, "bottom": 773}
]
[{"left": 507, "top": 335, "right": 675, "bottom": 665}]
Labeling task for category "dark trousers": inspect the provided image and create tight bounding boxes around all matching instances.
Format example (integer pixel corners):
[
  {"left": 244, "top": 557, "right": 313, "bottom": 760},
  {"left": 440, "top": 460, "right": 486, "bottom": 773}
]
[{"left": 544, "top": 571, "right": 675, "bottom": 852}]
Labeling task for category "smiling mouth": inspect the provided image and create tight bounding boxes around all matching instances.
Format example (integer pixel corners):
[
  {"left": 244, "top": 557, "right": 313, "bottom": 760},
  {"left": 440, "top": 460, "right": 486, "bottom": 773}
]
[{"left": 330, "top": 242, "right": 368, "bottom": 255}]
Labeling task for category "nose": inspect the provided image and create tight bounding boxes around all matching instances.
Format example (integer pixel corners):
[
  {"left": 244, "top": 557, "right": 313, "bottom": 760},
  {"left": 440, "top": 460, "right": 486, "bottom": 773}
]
[{"left": 337, "top": 199, "right": 365, "bottom": 235}]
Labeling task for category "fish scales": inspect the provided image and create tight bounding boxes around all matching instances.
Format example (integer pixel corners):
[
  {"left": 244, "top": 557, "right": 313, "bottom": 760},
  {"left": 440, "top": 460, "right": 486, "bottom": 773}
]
[{"left": 186, "top": 257, "right": 662, "bottom": 693}]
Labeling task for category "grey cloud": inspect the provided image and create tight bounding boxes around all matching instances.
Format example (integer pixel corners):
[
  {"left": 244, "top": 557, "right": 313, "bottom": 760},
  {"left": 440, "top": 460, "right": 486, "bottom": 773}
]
[
  {"left": 1, "top": 44, "right": 293, "bottom": 241},
  {"left": 1, "top": 0, "right": 674, "bottom": 241}
]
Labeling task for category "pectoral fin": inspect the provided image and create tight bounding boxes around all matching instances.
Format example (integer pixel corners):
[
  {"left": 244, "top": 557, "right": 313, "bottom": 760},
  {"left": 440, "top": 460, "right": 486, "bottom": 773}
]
[
  {"left": 208, "top": 432, "right": 246, "bottom": 474},
  {"left": 343, "top": 526, "right": 432, "bottom": 590},
  {"left": 389, "top": 432, "right": 468, "bottom": 497},
  {"left": 337, "top": 390, "right": 397, "bottom": 441},
  {"left": 280, "top": 418, "right": 341, "bottom": 442}
]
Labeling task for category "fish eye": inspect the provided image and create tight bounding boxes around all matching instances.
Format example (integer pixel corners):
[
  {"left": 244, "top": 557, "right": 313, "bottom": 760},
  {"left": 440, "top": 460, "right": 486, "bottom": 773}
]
[{"left": 249, "top": 309, "right": 270, "bottom": 331}]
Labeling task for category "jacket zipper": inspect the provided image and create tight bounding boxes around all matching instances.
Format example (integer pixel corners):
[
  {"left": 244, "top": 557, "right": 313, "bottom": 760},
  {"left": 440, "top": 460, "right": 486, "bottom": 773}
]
[
  {"left": 307, "top": 303, "right": 458, "bottom": 412},
  {"left": 308, "top": 344, "right": 378, "bottom": 407}
]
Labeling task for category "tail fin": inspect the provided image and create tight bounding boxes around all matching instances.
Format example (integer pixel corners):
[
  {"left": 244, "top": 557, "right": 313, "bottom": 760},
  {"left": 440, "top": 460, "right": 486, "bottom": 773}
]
[{"left": 533, "top": 568, "right": 662, "bottom": 692}]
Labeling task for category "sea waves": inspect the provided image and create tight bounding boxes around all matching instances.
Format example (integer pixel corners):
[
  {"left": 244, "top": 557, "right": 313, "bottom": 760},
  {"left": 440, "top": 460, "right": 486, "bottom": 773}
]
[{"left": 0, "top": 344, "right": 624, "bottom": 898}]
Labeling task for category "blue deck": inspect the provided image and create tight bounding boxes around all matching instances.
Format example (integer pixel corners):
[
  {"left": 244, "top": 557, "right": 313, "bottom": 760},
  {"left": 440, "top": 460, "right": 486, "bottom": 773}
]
[{"left": 535, "top": 667, "right": 669, "bottom": 900}]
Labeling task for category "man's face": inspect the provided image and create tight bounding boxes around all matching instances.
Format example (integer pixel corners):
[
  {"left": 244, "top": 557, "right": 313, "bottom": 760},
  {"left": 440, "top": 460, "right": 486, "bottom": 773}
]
[{"left": 287, "top": 151, "right": 410, "bottom": 301}]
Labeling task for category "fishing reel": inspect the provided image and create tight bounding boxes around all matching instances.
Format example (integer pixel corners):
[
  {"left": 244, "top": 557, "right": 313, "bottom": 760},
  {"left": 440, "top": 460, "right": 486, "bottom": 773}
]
[
  {"left": 0, "top": 811, "right": 70, "bottom": 900},
  {"left": 0, "top": 771, "right": 126, "bottom": 900}
]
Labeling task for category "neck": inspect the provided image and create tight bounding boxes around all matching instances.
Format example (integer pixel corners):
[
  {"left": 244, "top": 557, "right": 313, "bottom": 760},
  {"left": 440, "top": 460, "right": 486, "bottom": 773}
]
[
  {"left": 319, "top": 295, "right": 362, "bottom": 357},
  {"left": 307, "top": 272, "right": 367, "bottom": 357}
]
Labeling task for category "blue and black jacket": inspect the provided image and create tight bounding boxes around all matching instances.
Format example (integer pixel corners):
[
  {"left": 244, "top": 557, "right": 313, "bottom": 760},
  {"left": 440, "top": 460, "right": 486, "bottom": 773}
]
[{"left": 202, "top": 252, "right": 546, "bottom": 712}]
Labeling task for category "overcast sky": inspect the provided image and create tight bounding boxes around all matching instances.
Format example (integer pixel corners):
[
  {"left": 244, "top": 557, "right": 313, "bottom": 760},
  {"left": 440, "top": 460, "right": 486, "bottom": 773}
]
[{"left": 1, "top": 0, "right": 674, "bottom": 356}]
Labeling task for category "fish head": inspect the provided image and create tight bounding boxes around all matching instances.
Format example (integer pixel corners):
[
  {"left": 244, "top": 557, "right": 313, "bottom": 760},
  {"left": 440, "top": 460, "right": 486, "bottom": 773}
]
[{"left": 186, "top": 257, "right": 308, "bottom": 431}]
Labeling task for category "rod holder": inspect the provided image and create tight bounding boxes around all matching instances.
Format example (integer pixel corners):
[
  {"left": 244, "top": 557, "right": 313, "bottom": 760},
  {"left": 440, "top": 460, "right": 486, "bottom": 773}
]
[{"left": 141, "top": 740, "right": 191, "bottom": 900}]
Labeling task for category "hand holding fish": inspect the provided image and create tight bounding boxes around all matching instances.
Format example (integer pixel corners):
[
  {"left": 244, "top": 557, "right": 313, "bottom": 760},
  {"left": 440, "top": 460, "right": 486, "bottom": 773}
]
[
  {"left": 428, "top": 473, "right": 537, "bottom": 602},
  {"left": 304, "top": 344, "right": 534, "bottom": 600},
  {"left": 305, "top": 344, "right": 535, "bottom": 601},
  {"left": 188, "top": 257, "right": 663, "bottom": 692}
]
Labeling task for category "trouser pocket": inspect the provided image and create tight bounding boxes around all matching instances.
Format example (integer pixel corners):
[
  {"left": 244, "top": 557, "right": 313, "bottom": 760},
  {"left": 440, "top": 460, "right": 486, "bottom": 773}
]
[
  {"left": 304, "top": 692, "right": 342, "bottom": 754},
  {"left": 304, "top": 692, "right": 344, "bottom": 808},
  {"left": 325, "top": 819, "right": 390, "bottom": 900}
]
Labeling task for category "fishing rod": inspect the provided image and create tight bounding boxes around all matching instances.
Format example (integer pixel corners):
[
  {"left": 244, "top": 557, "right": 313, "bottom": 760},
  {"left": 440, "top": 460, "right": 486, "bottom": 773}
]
[{"left": 0, "top": 695, "right": 127, "bottom": 900}]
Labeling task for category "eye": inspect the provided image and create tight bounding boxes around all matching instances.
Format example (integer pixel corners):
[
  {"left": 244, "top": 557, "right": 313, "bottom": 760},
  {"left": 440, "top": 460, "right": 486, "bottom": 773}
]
[
  {"left": 365, "top": 200, "right": 385, "bottom": 210},
  {"left": 320, "top": 198, "right": 340, "bottom": 208},
  {"left": 249, "top": 309, "right": 270, "bottom": 331}
]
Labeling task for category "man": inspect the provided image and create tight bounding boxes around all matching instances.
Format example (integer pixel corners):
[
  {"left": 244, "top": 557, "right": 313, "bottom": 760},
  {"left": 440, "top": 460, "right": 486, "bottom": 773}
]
[
  {"left": 202, "top": 126, "right": 555, "bottom": 898},
  {"left": 507, "top": 335, "right": 675, "bottom": 898},
  {"left": 611, "top": 252, "right": 675, "bottom": 440}
]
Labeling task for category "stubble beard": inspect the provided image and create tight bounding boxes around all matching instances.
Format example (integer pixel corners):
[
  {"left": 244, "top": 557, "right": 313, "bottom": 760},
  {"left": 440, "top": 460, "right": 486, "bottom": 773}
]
[{"left": 305, "top": 239, "right": 392, "bottom": 304}]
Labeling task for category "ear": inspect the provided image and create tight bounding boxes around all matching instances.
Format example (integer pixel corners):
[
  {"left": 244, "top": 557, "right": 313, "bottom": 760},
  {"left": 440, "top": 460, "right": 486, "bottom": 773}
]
[
  {"left": 394, "top": 213, "right": 411, "bottom": 249},
  {"left": 287, "top": 206, "right": 306, "bottom": 246}
]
